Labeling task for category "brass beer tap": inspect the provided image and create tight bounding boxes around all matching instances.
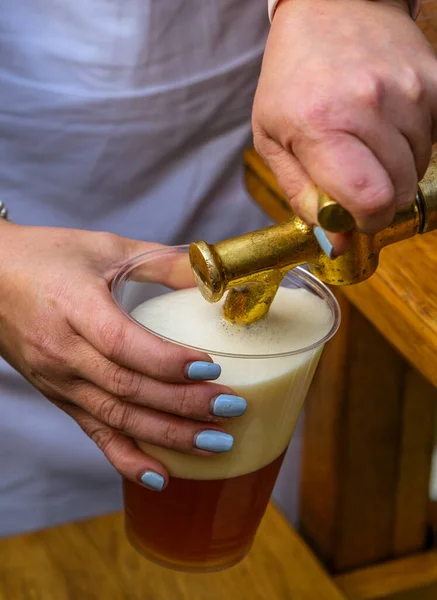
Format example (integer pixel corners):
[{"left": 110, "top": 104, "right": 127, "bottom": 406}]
[{"left": 189, "top": 152, "right": 437, "bottom": 325}]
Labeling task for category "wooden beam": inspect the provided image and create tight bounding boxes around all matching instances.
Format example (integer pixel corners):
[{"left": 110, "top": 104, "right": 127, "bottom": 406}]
[
  {"left": 300, "top": 298, "right": 436, "bottom": 572},
  {"left": 335, "top": 551, "right": 437, "bottom": 600},
  {"left": 392, "top": 370, "right": 436, "bottom": 556},
  {"left": 300, "top": 298, "right": 412, "bottom": 572},
  {"left": 342, "top": 243, "right": 437, "bottom": 391}
]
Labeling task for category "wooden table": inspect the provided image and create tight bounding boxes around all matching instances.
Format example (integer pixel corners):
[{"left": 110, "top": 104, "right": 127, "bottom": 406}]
[{"left": 0, "top": 504, "right": 347, "bottom": 600}]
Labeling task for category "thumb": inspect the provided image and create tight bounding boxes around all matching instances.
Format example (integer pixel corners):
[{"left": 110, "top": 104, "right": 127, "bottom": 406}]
[
  {"left": 122, "top": 238, "right": 165, "bottom": 260},
  {"left": 257, "top": 137, "right": 319, "bottom": 224},
  {"left": 118, "top": 238, "right": 195, "bottom": 290}
]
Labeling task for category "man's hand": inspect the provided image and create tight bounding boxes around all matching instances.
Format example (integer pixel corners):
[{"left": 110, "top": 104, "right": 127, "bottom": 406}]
[
  {"left": 0, "top": 223, "right": 245, "bottom": 491},
  {"left": 253, "top": 0, "right": 437, "bottom": 253}
]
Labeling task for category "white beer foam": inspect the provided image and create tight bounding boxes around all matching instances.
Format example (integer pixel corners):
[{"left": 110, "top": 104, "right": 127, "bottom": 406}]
[{"left": 131, "top": 286, "right": 331, "bottom": 480}]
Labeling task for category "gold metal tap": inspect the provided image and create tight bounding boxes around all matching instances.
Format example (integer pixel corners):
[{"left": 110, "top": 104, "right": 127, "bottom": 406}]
[{"left": 189, "top": 151, "right": 437, "bottom": 325}]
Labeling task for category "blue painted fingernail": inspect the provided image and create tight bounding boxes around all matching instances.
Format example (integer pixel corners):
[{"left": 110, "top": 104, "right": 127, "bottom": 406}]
[
  {"left": 212, "top": 395, "right": 247, "bottom": 417},
  {"left": 187, "top": 361, "right": 221, "bottom": 381},
  {"left": 314, "top": 226, "right": 334, "bottom": 259},
  {"left": 140, "top": 471, "right": 165, "bottom": 491},
  {"left": 195, "top": 431, "right": 234, "bottom": 453}
]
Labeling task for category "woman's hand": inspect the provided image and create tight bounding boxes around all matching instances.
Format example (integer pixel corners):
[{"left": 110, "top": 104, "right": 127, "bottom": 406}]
[
  {"left": 253, "top": 0, "right": 437, "bottom": 254},
  {"left": 0, "top": 223, "right": 245, "bottom": 491}
]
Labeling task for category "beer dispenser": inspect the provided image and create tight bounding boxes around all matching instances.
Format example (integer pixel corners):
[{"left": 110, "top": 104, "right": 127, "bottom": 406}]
[{"left": 189, "top": 151, "right": 437, "bottom": 325}]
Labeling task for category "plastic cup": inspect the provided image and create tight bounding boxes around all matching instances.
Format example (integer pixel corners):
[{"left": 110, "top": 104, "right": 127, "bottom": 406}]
[{"left": 111, "top": 246, "right": 340, "bottom": 572}]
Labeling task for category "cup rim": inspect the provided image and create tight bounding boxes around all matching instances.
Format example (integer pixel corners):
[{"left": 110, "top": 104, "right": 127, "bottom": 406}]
[{"left": 111, "top": 245, "right": 341, "bottom": 359}]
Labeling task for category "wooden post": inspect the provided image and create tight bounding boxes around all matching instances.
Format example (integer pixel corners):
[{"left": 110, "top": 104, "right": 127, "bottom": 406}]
[{"left": 300, "top": 294, "right": 437, "bottom": 573}]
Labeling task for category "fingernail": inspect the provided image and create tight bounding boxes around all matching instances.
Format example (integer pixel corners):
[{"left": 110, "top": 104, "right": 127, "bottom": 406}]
[
  {"left": 195, "top": 431, "right": 234, "bottom": 453},
  {"left": 140, "top": 471, "right": 165, "bottom": 491},
  {"left": 187, "top": 361, "right": 221, "bottom": 381},
  {"left": 314, "top": 226, "right": 334, "bottom": 259},
  {"left": 212, "top": 394, "right": 247, "bottom": 417}
]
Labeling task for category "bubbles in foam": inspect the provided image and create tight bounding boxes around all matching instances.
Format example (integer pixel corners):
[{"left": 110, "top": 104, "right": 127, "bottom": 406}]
[{"left": 131, "top": 286, "right": 332, "bottom": 356}]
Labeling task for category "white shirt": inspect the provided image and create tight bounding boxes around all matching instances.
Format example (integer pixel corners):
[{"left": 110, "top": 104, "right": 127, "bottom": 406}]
[{"left": 0, "top": 0, "right": 301, "bottom": 536}]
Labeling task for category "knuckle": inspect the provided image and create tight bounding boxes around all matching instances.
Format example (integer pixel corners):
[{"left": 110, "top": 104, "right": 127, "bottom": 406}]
[
  {"left": 97, "top": 396, "right": 131, "bottom": 431},
  {"left": 175, "top": 385, "right": 198, "bottom": 419},
  {"left": 153, "top": 340, "right": 174, "bottom": 380},
  {"left": 161, "top": 420, "right": 181, "bottom": 450},
  {"left": 296, "top": 97, "right": 332, "bottom": 131},
  {"left": 292, "top": 184, "right": 319, "bottom": 221},
  {"left": 93, "top": 231, "right": 122, "bottom": 256},
  {"left": 24, "top": 327, "right": 63, "bottom": 370},
  {"left": 105, "top": 364, "right": 142, "bottom": 399},
  {"left": 253, "top": 135, "right": 266, "bottom": 160},
  {"left": 89, "top": 425, "right": 116, "bottom": 453},
  {"left": 98, "top": 318, "right": 128, "bottom": 361},
  {"left": 401, "top": 68, "right": 425, "bottom": 104},
  {"left": 354, "top": 75, "right": 384, "bottom": 110},
  {"left": 252, "top": 125, "right": 270, "bottom": 157}
]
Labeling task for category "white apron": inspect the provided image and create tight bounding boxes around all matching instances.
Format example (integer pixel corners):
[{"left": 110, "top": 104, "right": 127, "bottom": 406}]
[{"left": 0, "top": 0, "right": 301, "bottom": 536}]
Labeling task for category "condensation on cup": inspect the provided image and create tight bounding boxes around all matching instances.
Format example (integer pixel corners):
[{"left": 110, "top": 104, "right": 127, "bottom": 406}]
[{"left": 112, "top": 246, "right": 340, "bottom": 572}]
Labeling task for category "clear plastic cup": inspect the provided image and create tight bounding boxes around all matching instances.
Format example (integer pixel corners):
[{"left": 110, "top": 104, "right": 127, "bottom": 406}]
[{"left": 111, "top": 245, "right": 340, "bottom": 572}]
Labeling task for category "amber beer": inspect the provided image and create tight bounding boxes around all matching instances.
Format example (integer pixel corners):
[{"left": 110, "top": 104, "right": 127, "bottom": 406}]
[
  {"left": 125, "top": 278, "right": 336, "bottom": 572},
  {"left": 124, "top": 451, "right": 286, "bottom": 571}
]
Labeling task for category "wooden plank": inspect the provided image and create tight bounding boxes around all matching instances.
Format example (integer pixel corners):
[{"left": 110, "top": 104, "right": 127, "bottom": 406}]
[
  {"left": 392, "top": 370, "right": 437, "bottom": 556},
  {"left": 0, "top": 503, "right": 348, "bottom": 600},
  {"left": 300, "top": 300, "right": 408, "bottom": 572},
  {"left": 418, "top": 0, "right": 437, "bottom": 19},
  {"left": 418, "top": 2, "right": 437, "bottom": 48},
  {"left": 299, "top": 291, "right": 352, "bottom": 563},
  {"left": 335, "top": 552, "right": 437, "bottom": 600},
  {"left": 342, "top": 233, "right": 437, "bottom": 391},
  {"left": 429, "top": 501, "right": 437, "bottom": 546}
]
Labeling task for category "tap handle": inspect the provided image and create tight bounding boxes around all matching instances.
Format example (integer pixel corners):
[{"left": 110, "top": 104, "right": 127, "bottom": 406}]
[{"left": 317, "top": 191, "right": 355, "bottom": 233}]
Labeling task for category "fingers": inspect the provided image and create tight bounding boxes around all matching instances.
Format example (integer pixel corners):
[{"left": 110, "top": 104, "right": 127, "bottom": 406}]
[
  {"left": 255, "top": 136, "right": 318, "bottom": 224},
  {"left": 382, "top": 67, "right": 433, "bottom": 178},
  {"left": 293, "top": 131, "right": 397, "bottom": 234},
  {"left": 71, "top": 291, "right": 218, "bottom": 384},
  {"left": 62, "top": 381, "right": 234, "bottom": 456},
  {"left": 56, "top": 401, "right": 169, "bottom": 490},
  {"left": 256, "top": 136, "right": 352, "bottom": 254},
  {"left": 263, "top": 125, "right": 417, "bottom": 235},
  {"left": 69, "top": 342, "right": 243, "bottom": 422},
  {"left": 293, "top": 102, "right": 418, "bottom": 221}
]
